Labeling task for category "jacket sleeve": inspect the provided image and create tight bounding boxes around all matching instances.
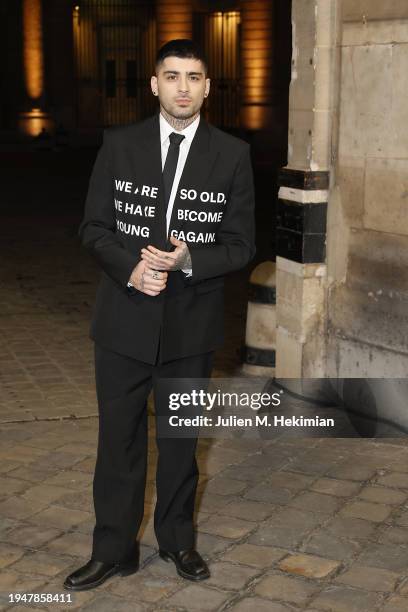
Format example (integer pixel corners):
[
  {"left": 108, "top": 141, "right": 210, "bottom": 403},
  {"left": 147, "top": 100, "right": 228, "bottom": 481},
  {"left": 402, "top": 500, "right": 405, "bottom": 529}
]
[
  {"left": 187, "top": 143, "right": 256, "bottom": 284},
  {"left": 78, "top": 130, "right": 139, "bottom": 289}
]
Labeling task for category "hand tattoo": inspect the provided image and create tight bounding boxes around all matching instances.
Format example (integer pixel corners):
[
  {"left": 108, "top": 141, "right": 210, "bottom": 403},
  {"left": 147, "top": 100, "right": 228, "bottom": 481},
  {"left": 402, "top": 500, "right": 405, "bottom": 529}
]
[{"left": 172, "top": 243, "right": 192, "bottom": 271}]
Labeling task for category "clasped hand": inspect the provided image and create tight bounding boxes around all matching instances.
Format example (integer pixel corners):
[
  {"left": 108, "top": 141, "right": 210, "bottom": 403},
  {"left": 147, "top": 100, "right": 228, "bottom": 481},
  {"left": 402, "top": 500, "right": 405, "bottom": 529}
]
[
  {"left": 128, "top": 236, "right": 191, "bottom": 296},
  {"left": 141, "top": 236, "right": 192, "bottom": 272}
]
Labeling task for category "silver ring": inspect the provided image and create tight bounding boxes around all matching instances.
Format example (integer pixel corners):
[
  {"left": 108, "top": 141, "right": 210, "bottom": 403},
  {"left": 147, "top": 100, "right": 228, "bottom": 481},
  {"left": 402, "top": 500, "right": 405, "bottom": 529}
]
[{"left": 152, "top": 271, "right": 159, "bottom": 279}]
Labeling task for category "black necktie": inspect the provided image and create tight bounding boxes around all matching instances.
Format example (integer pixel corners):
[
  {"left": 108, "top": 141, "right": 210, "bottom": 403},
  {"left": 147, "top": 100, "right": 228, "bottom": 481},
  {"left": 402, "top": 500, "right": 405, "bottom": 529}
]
[{"left": 162, "top": 132, "right": 185, "bottom": 212}]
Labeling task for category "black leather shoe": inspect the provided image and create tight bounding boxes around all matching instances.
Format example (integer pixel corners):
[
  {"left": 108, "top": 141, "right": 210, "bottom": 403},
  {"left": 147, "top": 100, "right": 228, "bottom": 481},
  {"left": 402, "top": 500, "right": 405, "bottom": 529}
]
[
  {"left": 159, "top": 549, "right": 210, "bottom": 581},
  {"left": 63, "top": 558, "right": 138, "bottom": 591}
]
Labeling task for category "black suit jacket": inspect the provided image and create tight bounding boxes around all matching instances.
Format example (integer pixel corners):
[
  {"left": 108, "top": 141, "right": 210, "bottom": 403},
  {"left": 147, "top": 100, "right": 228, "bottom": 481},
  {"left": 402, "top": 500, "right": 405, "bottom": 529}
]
[{"left": 79, "top": 112, "right": 256, "bottom": 364}]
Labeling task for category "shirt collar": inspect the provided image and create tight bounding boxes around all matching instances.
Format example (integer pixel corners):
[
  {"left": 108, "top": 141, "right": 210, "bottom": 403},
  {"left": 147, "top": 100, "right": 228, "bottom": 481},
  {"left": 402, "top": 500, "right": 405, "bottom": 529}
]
[{"left": 159, "top": 112, "right": 201, "bottom": 146}]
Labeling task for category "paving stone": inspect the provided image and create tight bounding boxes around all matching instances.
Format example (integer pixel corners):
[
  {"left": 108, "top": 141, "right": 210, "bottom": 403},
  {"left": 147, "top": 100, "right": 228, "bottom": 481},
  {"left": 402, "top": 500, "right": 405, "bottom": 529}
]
[
  {"left": 376, "top": 472, "right": 408, "bottom": 489},
  {"left": 105, "top": 571, "right": 180, "bottom": 603},
  {"left": 310, "top": 478, "right": 362, "bottom": 498},
  {"left": 9, "top": 550, "right": 73, "bottom": 577},
  {"left": 357, "top": 543, "right": 408, "bottom": 572},
  {"left": 0, "top": 543, "right": 26, "bottom": 568},
  {"left": 0, "top": 444, "right": 49, "bottom": 464},
  {"left": 71, "top": 457, "right": 96, "bottom": 473},
  {"left": 145, "top": 554, "right": 186, "bottom": 581},
  {"left": 29, "top": 451, "right": 84, "bottom": 471},
  {"left": 21, "top": 483, "right": 69, "bottom": 505},
  {"left": 163, "top": 584, "right": 233, "bottom": 610},
  {"left": 4, "top": 524, "right": 62, "bottom": 549},
  {"left": 378, "top": 526, "right": 408, "bottom": 545},
  {"left": 0, "top": 605, "right": 41, "bottom": 612},
  {"left": 335, "top": 564, "right": 399, "bottom": 592},
  {"left": 357, "top": 486, "right": 407, "bottom": 505},
  {"left": 285, "top": 452, "right": 336, "bottom": 476},
  {"left": 0, "top": 495, "right": 48, "bottom": 520},
  {"left": 254, "top": 573, "right": 319, "bottom": 605},
  {"left": 195, "top": 532, "right": 232, "bottom": 557},
  {"left": 222, "top": 543, "right": 287, "bottom": 568},
  {"left": 243, "top": 452, "right": 288, "bottom": 469},
  {"left": 55, "top": 442, "right": 95, "bottom": 456},
  {"left": 0, "top": 476, "right": 29, "bottom": 496},
  {"left": 278, "top": 553, "right": 341, "bottom": 579},
  {"left": 243, "top": 483, "right": 295, "bottom": 505},
  {"left": 198, "top": 515, "right": 254, "bottom": 539},
  {"left": 311, "top": 585, "right": 381, "bottom": 611},
  {"left": 381, "top": 595, "right": 408, "bottom": 612},
  {"left": 248, "top": 507, "right": 321, "bottom": 548},
  {"left": 328, "top": 462, "right": 378, "bottom": 482},
  {"left": 204, "top": 561, "right": 259, "bottom": 590},
  {"left": 268, "top": 470, "right": 315, "bottom": 490},
  {"left": 27, "top": 505, "right": 91, "bottom": 530},
  {"left": 53, "top": 489, "right": 93, "bottom": 512},
  {"left": 288, "top": 491, "right": 343, "bottom": 515},
  {"left": 6, "top": 465, "right": 58, "bottom": 483},
  {"left": 302, "top": 532, "right": 361, "bottom": 561},
  {"left": 41, "top": 470, "right": 92, "bottom": 490},
  {"left": 203, "top": 476, "right": 248, "bottom": 496},
  {"left": 196, "top": 491, "right": 235, "bottom": 513},
  {"left": 325, "top": 516, "right": 377, "bottom": 540},
  {"left": 394, "top": 509, "right": 408, "bottom": 527},
  {"left": 218, "top": 499, "right": 274, "bottom": 522},
  {"left": 0, "top": 460, "right": 21, "bottom": 474},
  {"left": 79, "top": 594, "right": 145, "bottom": 611},
  {"left": 0, "top": 517, "right": 20, "bottom": 537},
  {"left": 0, "top": 569, "right": 49, "bottom": 595},
  {"left": 45, "top": 531, "right": 91, "bottom": 558},
  {"left": 340, "top": 500, "right": 393, "bottom": 523},
  {"left": 221, "top": 464, "right": 271, "bottom": 482},
  {"left": 229, "top": 596, "right": 293, "bottom": 612}
]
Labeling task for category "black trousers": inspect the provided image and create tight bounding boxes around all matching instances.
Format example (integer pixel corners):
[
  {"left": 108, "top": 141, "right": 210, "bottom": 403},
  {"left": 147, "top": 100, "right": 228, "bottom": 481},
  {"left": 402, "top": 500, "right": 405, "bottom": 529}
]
[{"left": 91, "top": 338, "right": 214, "bottom": 563}]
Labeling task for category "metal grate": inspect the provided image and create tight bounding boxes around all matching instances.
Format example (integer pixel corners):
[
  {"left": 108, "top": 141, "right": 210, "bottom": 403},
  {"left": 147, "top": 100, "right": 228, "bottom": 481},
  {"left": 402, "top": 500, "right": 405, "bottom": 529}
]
[{"left": 73, "top": 0, "right": 157, "bottom": 128}]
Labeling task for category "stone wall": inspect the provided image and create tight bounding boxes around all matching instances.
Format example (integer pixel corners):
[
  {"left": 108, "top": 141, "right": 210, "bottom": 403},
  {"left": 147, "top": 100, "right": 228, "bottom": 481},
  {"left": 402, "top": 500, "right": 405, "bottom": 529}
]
[{"left": 326, "top": 0, "right": 408, "bottom": 376}]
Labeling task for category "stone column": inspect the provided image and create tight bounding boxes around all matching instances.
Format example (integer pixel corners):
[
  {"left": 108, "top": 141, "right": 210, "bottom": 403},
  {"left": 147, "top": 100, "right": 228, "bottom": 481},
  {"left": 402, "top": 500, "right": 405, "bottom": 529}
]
[
  {"left": 275, "top": 0, "right": 341, "bottom": 377},
  {"left": 240, "top": 0, "right": 275, "bottom": 130},
  {"left": 156, "top": 0, "right": 193, "bottom": 51}
]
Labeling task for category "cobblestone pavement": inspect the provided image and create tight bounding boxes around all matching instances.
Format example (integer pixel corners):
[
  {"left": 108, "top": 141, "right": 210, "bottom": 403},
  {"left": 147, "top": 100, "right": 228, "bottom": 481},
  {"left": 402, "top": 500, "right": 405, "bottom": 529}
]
[{"left": 1, "top": 214, "right": 408, "bottom": 612}]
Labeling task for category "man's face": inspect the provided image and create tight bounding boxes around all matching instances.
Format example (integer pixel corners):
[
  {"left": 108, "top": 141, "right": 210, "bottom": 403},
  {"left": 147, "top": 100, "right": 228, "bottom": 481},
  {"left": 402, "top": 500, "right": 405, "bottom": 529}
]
[{"left": 151, "top": 56, "right": 210, "bottom": 119}]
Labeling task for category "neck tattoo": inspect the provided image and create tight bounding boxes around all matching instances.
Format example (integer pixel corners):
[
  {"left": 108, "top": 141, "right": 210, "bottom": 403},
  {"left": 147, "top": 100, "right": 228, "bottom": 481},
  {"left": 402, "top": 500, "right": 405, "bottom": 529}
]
[{"left": 160, "top": 106, "right": 200, "bottom": 132}]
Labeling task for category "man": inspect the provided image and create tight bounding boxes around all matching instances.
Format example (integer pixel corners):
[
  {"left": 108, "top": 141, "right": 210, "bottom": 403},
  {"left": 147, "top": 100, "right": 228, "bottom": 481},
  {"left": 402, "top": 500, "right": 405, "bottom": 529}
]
[{"left": 63, "top": 39, "right": 255, "bottom": 591}]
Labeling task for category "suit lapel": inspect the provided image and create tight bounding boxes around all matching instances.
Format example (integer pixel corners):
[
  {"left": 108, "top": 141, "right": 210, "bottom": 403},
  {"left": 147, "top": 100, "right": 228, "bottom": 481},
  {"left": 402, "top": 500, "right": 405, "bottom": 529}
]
[
  {"left": 131, "top": 112, "right": 167, "bottom": 249},
  {"left": 168, "top": 116, "right": 219, "bottom": 239}
]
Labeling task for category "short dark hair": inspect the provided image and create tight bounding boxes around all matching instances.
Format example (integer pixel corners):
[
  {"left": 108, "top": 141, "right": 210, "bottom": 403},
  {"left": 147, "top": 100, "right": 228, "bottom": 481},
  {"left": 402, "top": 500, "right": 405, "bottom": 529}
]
[{"left": 155, "top": 39, "right": 208, "bottom": 75}]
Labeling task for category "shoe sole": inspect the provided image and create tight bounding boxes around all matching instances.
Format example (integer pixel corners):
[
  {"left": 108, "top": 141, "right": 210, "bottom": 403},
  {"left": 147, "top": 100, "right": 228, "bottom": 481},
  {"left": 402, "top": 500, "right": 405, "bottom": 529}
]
[
  {"left": 159, "top": 551, "right": 210, "bottom": 581},
  {"left": 63, "top": 565, "right": 138, "bottom": 591}
]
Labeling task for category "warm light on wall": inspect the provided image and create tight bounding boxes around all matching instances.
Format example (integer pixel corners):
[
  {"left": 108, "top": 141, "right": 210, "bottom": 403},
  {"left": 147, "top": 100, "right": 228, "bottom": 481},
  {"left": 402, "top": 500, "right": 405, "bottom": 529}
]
[
  {"left": 22, "top": 0, "right": 44, "bottom": 101},
  {"left": 241, "top": 0, "right": 273, "bottom": 129},
  {"left": 156, "top": 0, "right": 193, "bottom": 49},
  {"left": 18, "top": 109, "right": 52, "bottom": 136}
]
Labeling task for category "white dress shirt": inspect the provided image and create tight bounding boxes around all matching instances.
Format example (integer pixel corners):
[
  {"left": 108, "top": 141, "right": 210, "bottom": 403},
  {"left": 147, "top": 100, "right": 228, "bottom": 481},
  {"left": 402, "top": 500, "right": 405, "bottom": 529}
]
[
  {"left": 159, "top": 112, "right": 200, "bottom": 238},
  {"left": 160, "top": 113, "right": 200, "bottom": 277}
]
